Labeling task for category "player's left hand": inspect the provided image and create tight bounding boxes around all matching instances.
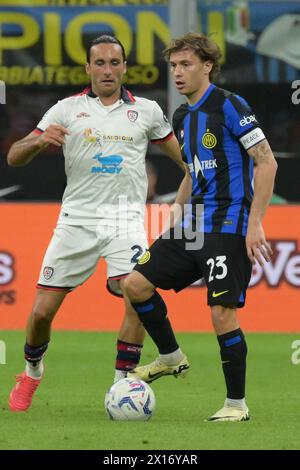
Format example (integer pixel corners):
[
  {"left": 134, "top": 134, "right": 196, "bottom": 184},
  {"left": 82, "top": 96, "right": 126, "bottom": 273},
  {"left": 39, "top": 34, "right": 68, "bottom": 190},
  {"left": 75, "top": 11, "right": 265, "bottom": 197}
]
[{"left": 246, "top": 222, "right": 273, "bottom": 266}]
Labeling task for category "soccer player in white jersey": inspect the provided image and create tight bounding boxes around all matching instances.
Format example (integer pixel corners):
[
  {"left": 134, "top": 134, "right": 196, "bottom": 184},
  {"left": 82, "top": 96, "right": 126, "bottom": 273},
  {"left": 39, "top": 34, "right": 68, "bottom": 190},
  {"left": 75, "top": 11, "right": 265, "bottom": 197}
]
[{"left": 6, "top": 35, "right": 185, "bottom": 411}]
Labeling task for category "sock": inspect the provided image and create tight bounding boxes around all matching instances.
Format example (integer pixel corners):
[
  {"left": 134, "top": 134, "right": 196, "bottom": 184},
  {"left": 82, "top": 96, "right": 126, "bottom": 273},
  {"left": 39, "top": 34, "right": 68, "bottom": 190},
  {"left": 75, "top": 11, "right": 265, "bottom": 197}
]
[
  {"left": 159, "top": 348, "right": 184, "bottom": 366},
  {"left": 115, "top": 339, "right": 143, "bottom": 373},
  {"left": 217, "top": 328, "right": 247, "bottom": 400},
  {"left": 132, "top": 291, "right": 179, "bottom": 354},
  {"left": 114, "top": 369, "right": 127, "bottom": 383},
  {"left": 24, "top": 341, "right": 48, "bottom": 379},
  {"left": 225, "top": 397, "right": 247, "bottom": 411},
  {"left": 26, "top": 359, "right": 44, "bottom": 379}
]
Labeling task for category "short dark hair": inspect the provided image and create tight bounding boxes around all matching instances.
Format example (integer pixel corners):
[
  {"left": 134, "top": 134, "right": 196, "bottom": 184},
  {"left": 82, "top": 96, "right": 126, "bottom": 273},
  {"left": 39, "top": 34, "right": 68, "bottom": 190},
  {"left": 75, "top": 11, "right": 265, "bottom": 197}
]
[
  {"left": 163, "top": 32, "right": 221, "bottom": 81},
  {"left": 87, "top": 35, "right": 126, "bottom": 63}
]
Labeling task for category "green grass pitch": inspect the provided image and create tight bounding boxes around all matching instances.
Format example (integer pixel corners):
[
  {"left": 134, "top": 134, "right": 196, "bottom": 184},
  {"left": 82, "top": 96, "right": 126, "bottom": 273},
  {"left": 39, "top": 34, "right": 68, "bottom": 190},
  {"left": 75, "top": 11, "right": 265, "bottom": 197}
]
[{"left": 0, "top": 331, "right": 299, "bottom": 450}]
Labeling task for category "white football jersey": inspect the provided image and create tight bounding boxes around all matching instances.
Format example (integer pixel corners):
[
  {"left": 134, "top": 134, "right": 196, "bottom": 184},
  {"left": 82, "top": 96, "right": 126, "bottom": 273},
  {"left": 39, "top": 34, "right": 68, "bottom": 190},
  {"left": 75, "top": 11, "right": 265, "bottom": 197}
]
[{"left": 36, "top": 87, "right": 173, "bottom": 226}]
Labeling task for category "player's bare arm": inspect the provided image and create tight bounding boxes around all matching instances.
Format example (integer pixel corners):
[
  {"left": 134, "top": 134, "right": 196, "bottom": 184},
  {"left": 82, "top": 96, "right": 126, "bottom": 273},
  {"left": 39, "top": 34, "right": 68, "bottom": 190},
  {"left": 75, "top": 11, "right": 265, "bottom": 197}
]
[
  {"left": 162, "top": 165, "right": 192, "bottom": 232},
  {"left": 174, "top": 165, "right": 192, "bottom": 207},
  {"left": 7, "top": 124, "right": 70, "bottom": 167},
  {"left": 157, "top": 135, "right": 186, "bottom": 172},
  {"left": 157, "top": 135, "right": 191, "bottom": 229},
  {"left": 170, "top": 167, "right": 192, "bottom": 225},
  {"left": 246, "top": 139, "right": 278, "bottom": 266}
]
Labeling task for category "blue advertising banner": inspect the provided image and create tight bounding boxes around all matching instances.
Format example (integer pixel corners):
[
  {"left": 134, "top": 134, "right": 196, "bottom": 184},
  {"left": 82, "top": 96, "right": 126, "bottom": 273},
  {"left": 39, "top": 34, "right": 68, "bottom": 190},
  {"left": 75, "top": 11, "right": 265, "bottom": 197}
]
[
  {"left": 0, "top": 4, "right": 169, "bottom": 86},
  {"left": 198, "top": 0, "right": 300, "bottom": 83},
  {"left": 1, "top": 1, "right": 299, "bottom": 204}
]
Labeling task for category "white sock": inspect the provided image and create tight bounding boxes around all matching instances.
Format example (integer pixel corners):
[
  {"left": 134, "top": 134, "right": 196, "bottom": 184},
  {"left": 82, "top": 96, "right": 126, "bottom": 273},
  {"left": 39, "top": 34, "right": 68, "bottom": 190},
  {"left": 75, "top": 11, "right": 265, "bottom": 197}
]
[
  {"left": 159, "top": 348, "right": 184, "bottom": 366},
  {"left": 225, "top": 397, "right": 247, "bottom": 410},
  {"left": 25, "top": 359, "right": 44, "bottom": 379},
  {"left": 114, "top": 369, "right": 127, "bottom": 383}
]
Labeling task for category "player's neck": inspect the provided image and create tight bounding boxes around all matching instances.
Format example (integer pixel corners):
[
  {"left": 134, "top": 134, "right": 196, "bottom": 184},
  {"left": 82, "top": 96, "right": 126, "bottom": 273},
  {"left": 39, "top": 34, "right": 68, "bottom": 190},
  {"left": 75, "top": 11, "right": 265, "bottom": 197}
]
[
  {"left": 94, "top": 88, "right": 122, "bottom": 106},
  {"left": 187, "top": 81, "right": 211, "bottom": 106}
]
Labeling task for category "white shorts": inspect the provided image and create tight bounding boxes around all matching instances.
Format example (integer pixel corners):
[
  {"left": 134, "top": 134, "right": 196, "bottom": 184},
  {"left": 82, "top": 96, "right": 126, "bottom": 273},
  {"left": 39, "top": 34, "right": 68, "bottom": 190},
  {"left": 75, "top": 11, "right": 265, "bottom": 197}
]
[{"left": 37, "top": 224, "right": 148, "bottom": 296}]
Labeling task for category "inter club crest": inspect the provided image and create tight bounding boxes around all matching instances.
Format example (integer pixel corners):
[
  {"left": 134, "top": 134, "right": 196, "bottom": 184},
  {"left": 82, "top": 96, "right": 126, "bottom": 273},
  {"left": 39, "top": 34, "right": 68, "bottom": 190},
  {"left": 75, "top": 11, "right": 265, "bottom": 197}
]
[{"left": 127, "top": 110, "right": 138, "bottom": 122}]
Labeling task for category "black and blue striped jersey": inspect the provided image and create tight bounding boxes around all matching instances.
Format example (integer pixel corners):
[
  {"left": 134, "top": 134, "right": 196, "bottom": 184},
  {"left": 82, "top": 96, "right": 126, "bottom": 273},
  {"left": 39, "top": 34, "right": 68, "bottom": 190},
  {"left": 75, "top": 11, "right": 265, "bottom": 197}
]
[{"left": 173, "top": 84, "right": 266, "bottom": 236}]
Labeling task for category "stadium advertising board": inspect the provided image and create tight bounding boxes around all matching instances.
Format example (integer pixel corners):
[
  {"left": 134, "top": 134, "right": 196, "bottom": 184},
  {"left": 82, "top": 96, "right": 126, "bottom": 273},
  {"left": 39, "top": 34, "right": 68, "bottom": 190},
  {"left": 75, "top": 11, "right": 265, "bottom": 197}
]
[
  {"left": 0, "top": 2, "right": 169, "bottom": 87},
  {"left": 1, "top": 1, "right": 299, "bottom": 86},
  {"left": 198, "top": 0, "right": 300, "bottom": 83},
  {"left": 1, "top": 204, "right": 300, "bottom": 332},
  {"left": 0, "top": 1, "right": 168, "bottom": 4}
]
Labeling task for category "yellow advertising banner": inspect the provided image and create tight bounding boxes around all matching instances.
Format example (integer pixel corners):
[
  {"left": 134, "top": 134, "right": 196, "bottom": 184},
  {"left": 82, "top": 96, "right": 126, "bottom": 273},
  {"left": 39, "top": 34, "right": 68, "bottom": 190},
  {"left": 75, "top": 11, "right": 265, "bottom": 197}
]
[
  {"left": 0, "top": 1, "right": 168, "bottom": 6},
  {"left": 0, "top": 2, "right": 169, "bottom": 86}
]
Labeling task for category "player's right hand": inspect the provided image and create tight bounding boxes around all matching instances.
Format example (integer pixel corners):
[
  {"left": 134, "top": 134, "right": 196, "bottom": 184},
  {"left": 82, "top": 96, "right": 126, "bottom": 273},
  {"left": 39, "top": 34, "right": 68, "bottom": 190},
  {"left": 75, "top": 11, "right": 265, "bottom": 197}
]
[{"left": 38, "top": 124, "right": 70, "bottom": 147}]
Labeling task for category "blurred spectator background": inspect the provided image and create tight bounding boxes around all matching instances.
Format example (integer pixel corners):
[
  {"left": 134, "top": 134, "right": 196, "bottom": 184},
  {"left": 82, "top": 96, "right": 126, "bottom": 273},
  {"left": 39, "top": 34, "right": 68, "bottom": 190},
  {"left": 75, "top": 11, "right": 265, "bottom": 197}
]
[{"left": 1, "top": 0, "right": 299, "bottom": 203}]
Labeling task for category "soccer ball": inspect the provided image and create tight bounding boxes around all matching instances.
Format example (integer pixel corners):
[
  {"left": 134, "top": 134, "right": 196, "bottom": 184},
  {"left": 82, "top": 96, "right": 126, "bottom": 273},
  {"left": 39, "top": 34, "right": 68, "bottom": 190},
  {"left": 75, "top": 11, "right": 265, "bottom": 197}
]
[{"left": 104, "top": 378, "right": 156, "bottom": 421}]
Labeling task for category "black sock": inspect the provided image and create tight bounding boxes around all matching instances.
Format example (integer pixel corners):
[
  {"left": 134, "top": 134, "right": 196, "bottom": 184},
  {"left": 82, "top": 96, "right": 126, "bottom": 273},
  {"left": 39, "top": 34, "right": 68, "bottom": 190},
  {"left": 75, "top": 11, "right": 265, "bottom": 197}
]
[
  {"left": 24, "top": 341, "right": 49, "bottom": 366},
  {"left": 132, "top": 291, "right": 179, "bottom": 354},
  {"left": 217, "top": 328, "right": 247, "bottom": 399}
]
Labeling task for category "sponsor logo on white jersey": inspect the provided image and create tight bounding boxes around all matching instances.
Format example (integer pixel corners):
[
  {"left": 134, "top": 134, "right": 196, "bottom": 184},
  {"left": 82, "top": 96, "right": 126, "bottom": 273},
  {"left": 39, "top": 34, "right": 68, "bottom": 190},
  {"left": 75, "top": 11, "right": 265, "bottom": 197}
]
[
  {"left": 239, "top": 115, "right": 256, "bottom": 126},
  {"left": 102, "top": 134, "right": 133, "bottom": 144},
  {"left": 83, "top": 128, "right": 134, "bottom": 147},
  {"left": 83, "top": 128, "right": 101, "bottom": 146},
  {"left": 91, "top": 153, "right": 123, "bottom": 174},
  {"left": 76, "top": 112, "right": 91, "bottom": 118}
]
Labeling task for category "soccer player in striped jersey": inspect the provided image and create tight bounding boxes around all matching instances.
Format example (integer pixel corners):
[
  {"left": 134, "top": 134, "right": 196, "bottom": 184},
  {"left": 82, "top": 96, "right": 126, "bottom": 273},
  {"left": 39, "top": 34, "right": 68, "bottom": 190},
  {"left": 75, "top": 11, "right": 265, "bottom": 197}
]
[
  {"left": 125, "top": 32, "right": 277, "bottom": 422},
  {"left": 6, "top": 35, "right": 184, "bottom": 411}
]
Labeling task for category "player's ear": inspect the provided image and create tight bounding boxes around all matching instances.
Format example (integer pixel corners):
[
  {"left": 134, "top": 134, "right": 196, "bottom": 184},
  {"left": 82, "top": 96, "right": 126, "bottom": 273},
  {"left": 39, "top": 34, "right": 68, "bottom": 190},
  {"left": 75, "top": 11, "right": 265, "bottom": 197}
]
[
  {"left": 204, "top": 61, "right": 213, "bottom": 76},
  {"left": 85, "top": 62, "right": 91, "bottom": 76},
  {"left": 123, "top": 60, "right": 127, "bottom": 75}
]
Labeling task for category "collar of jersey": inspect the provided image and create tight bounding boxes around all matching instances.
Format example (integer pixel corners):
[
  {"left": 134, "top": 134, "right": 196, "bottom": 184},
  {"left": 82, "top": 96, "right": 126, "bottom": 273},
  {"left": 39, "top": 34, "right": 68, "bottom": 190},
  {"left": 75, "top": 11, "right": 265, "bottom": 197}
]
[
  {"left": 187, "top": 83, "right": 216, "bottom": 111},
  {"left": 86, "top": 85, "right": 135, "bottom": 103}
]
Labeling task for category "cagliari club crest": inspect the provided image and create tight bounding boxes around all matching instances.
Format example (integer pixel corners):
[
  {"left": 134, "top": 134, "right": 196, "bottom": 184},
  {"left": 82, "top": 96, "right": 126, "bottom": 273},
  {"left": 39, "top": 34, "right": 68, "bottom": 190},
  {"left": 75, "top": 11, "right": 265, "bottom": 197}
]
[
  {"left": 127, "top": 110, "right": 138, "bottom": 122},
  {"left": 43, "top": 266, "right": 54, "bottom": 280}
]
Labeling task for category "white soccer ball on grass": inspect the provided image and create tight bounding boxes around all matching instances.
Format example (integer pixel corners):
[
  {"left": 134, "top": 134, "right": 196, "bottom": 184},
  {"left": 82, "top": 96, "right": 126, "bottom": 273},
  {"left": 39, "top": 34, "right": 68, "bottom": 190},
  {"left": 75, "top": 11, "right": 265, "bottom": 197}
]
[{"left": 104, "top": 378, "right": 155, "bottom": 421}]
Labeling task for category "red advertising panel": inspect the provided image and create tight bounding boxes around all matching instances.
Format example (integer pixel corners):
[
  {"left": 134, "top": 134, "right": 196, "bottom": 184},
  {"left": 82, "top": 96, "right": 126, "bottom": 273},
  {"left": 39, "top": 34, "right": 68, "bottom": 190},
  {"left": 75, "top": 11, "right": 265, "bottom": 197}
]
[{"left": 1, "top": 204, "right": 299, "bottom": 332}]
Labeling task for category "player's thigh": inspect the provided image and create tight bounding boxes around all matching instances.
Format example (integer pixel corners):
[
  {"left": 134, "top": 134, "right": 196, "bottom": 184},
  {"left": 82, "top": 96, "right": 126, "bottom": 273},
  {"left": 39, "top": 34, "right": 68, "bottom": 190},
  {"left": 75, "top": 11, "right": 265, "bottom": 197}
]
[
  {"left": 104, "top": 232, "right": 148, "bottom": 296},
  {"left": 37, "top": 225, "right": 100, "bottom": 289},
  {"left": 198, "top": 233, "right": 252, "bottom": 308}
]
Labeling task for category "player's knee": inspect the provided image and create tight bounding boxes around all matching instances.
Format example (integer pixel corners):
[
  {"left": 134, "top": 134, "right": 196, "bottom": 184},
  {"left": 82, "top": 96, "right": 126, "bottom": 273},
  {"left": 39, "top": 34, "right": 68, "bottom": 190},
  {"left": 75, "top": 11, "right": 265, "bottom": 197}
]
[
  {"left": 31, "top": 306, "right": 56, "bottom": 325},
  {"left": 124, "top": 276, "right": 144, "bottom": 302},
  {"left": 211, "top": 306, "right": 227, "bottom": 323},
  {"left": 124, "top": 273, "right": 154, "bottom": 302},
  {"left": 211, "top": 305, "right": 237, "bottom": 329}
]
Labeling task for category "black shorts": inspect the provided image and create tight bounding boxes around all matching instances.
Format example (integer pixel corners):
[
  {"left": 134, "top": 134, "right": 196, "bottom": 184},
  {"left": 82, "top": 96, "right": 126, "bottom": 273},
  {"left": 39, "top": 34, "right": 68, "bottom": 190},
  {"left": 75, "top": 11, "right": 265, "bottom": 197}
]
[{"left": 134, "top": 231, "right": 252, "bottom": 308}]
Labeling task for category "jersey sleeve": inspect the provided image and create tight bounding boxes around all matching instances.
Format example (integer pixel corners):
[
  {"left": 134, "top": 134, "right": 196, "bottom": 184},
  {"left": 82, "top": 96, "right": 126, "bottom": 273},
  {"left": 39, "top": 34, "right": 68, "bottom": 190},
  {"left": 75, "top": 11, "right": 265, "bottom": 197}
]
[
  {"left": 148, "top": 101, "right": 173, "bottom": 144},
  {"left": 35, "top": 101, "right": 65, "bottom": 133},
  {"left": 223, "top": 94, "right": 266, "bottom": 150}
]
